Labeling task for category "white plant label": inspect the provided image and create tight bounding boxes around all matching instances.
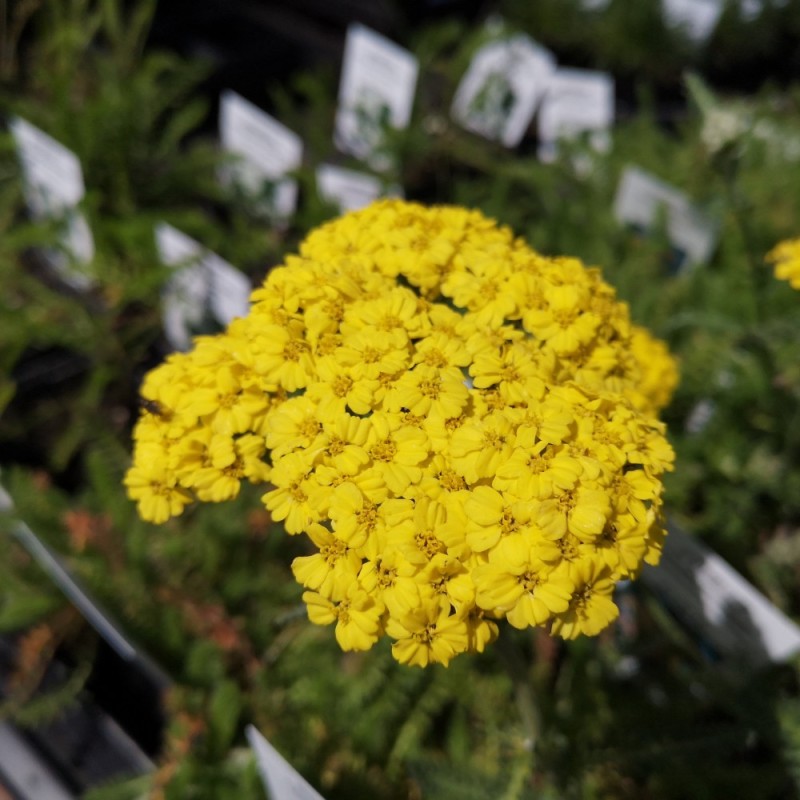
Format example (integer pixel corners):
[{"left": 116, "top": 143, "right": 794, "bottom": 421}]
[
  {"left": 613, "top": 166, "right": 717, "bottom": 270},
  {"left": 246, "top": 725, "right": 326, "bottom": 800},
  {"left": 662, "top": 0, "right": 724, "bottom": 43},
  {"left": 155, "top": 224, "right": 209, "bottom": 352},
  {"left": 537, "top": 68, "right": 614, "bottom": 161},
  {"left": 155, "top": 223, "right": 250, "bottom": 352},
  {"left": 219, "top": 90, "right": 302, "bottom": 219},
  {"left": 451, "top": 33, "right": 555, "bottom": 148},
  {"left": 205, "top": 251, "right": 252, "bottom": 325},
  {"left": 642, "top": 525, "right": 800, "bottom": 665},
  {"left": 334, "top": 24, "right": 419, "bottom": 169},
  {"left": 684, "top": 398, "right": 716, "bottom": 434},
  {"left": 316, "top": 164, "right": 400, "bottom": 212},
  {"left": 10, "top": 116, "right": 95, "bottom": 285},
  {"left": 61, "top": 211, "right": 96, "bottom": 267},
  {"left": 10, "top": 117, "right": 85, "bottom": 213},
  {"left": 740, "top": 0, "right": 762, "bottom": 21}
]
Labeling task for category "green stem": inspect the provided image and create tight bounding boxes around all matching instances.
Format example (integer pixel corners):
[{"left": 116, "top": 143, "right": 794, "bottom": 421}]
[{"left": 497, "top": 633, "right": 542, "bottom": 754}]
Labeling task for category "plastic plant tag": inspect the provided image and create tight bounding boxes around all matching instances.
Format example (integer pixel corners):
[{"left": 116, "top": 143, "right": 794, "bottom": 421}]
[
  {"left": 740, "top": 0, "right": 762, "bottom": 21},
  {"left": 10, "top": 117, "right": 85, "bottom": 213},
  {"left": 684, "top": 398, "right": 716, "bottom": 434},
  {"left": 155, "top": 224, "right": 250, "bottom": 352},
  {"left": 205, "top": 251, "right": 252, "bottom": 325},
  {"left": 451, "top": 33, "right": 555, "bottom": 148},
  {"left": 9, "top": 116, "right": 95, "bottom": 287},
  {"left": 246, "top": 725, "right": 326, "bottom": 800},
  {"left": 61, "top": 212, "right": 95, "bottom": 265},
  {"left": 334, "top": 24, "right": 419, "bottom": 170},
  {"left": 661, "top": 0, "right": 724, "bottom": 43},
  {"left": 316, "top": 164, "right": 383, "bottom": 212},
  {"left": 537, "top": 68, "right": 614, "bottom": 161},
  {"left": 642, "top": 524, "right": 800, "bottom": 667},
  {"left": 315, "top": 164, "right": 403, "bottom": 212},
  {"left": 219, "top": 90, "right": 302, "bottom": 219},
  {"left": 156, "top": 224, "right": 212, "bottom": 351},
  {"left": 613, "top": 166, "right": 717, "bottom": 272}
]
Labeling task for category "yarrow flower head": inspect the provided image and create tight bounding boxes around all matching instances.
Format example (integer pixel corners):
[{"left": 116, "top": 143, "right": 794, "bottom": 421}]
[
  {"left": 126, "top": 199, "right": 677, "bottom": 667},
  {"left": 766, "top": 237, "right": 800, "bottom": 290}
]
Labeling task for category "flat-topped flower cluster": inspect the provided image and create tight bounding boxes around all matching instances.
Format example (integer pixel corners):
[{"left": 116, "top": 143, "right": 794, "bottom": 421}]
[{"left": 126, "top": 200, "right": 676, "bottom": 667}]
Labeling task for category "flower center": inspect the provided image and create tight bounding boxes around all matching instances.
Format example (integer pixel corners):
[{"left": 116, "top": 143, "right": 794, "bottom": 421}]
[
  {"left": 553, "top": 309, "right": 576, "bottom": 328},
  {"left": 370, "top": 438, "right": 397, "bottom": 462},
  {"left": 324, "top": 298, "right": 344, "bottom": 321},
  {"left": 481, "top": 389, "right": 505, "bottom": 411},
  {"left": 500, "top": 508, "right": 519, "bottom": 536},
  {"left": 518, "top": 571, "right": 540, "bottom": 594},
  {"left": 528, "top": 453, "right": 550, "bottom": 474},
  {"left": 415, "top": 531, "right": 445, "bottom": 558},
  {"left": 375, "top": 560, "right": 397, "bottom": 588},
  {"left": 599, "top": 523, "right": 618, "bottom": 545},
  {"left": 300, "top": 418, "right": 321, "bottom": 439},
  {"left": 501, "top": 365, "right": 521, "bottom": 383},
  {"left": 363, "top": 346, "right": 382, "bottom": 363},
  {"left": 558, "top": 537, "right": 580, "bottom": 561},
  {"left": 327, "top": 435, "right": 346, "bottom": 456},
  {"left": 219, "top": 391, "right": 239, "bottom": 409},
  {"left": 423, "top": 349, "right": 448, "bottom": 368},
  {"left": 334, "top": 600, "right": 351, "bottom": 625},
  {"left": 321, "top": 539, "right": 346, "bottom": 565},
  {"left": 419, "top": 378, "right": 441, "bottom": 399},
  {"left": 572, "top": 586, "right": 593, "bottom": 609},
  {"left": 479, "top": 281, "right": 498, "bottom": 300},
  {"left": 332, "top": 375, "right": 352, "bottom": 397},
  {"left": 223, "top": 459, "right": 244, "bottom": 480},
  {"left": 438, "top": 469, "right": 466, "bottom": 492},
  {"left": 356, "top": 502, "right": 378, "bottom": 532},
  {"left": 316, "top": 333, "right": 340, "bottom": 356},
  {"left": 483, "top": 430, "right": 504, "bottom": 450},
  {"left": 378, "top": 314, "right": 402, "bottom": 331},
  {"left": 557, "top": 490, "right": 576, "bottom": 514},
  {"left": 412, "top": 623, "right": 436, "bottom": 644},
  {"left": 283, "top": 340, "right": 307, "bottom": 362},
  {"left": 378, "top": 372, "right": 398, "bottom": 389},
  {"left": 289, "top": 482, "right": 307, "bottom": 502}
]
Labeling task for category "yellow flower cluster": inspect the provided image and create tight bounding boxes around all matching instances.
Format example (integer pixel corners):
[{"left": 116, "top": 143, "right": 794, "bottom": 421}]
[
  {"left": 766, "top": 237, "right": 800, "bottom": 290},
  {"left": 126, "top": 200, "right": 676, "bottom": 667}
]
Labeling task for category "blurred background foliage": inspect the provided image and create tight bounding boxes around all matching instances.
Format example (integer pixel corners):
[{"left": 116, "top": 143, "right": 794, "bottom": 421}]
[{"left": 2, "top": 0, "right": 800, "bottom": 798}]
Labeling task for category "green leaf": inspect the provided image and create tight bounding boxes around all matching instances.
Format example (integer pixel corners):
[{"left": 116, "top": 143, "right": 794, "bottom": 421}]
[
  {"left": 208, "top": 679, "right": 242, "bottom": 758},
  {"left": 0, "top": 587, "right": 62, "bottom": 631},
  {"left": 684, "top": 71, "right": 719, "bottom": 116}
]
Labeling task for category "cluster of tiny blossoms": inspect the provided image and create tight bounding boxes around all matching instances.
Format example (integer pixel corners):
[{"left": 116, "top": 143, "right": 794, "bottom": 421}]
[
  {"left": 766, "top": 237, "right": 800, "bottom": 290},
  {"left": 126, "top": 200, "right": 676, "bottom": 667}
]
